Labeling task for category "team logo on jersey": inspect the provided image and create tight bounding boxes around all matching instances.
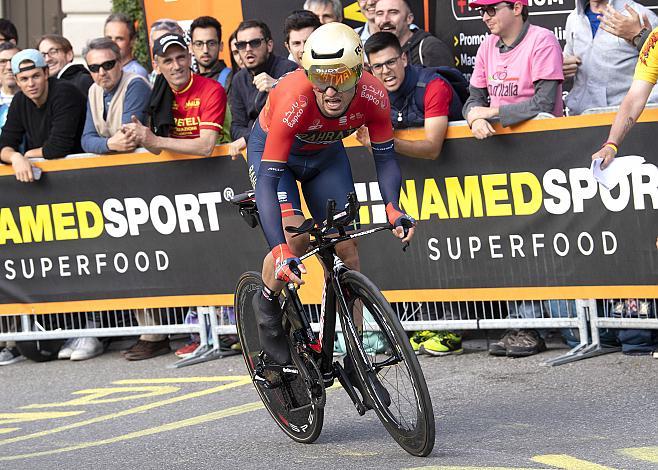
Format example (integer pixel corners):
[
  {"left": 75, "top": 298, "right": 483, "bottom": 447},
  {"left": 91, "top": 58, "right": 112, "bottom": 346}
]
[
  {"left": 308, "top": 119, "right": 323, "bottom": 131},
  {"left": 185, "top": 98, "right": 201, "bottom": 109},
  {"left": 283, "top": 98, "right": 307, "bottom": 128},
  {"left": 298, "top": 95, "right": 309, "bottom": 107},
  {"left": 339, "top": 116, "right": 348, "bottom": 126},
  {"left": 296, "top": 127, "right": 359, "bottom": 145}
]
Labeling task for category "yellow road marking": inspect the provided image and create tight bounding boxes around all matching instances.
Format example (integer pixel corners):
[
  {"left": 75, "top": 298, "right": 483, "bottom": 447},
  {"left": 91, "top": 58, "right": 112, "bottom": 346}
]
[
  {"left": 531, "top": 455, "right": 616, "bottom": 469},
  {"left": 0, "top": 401, "right": 264, "bottom": 461},
  {"left": 23, "top": 386, "right": 179, "bottom": 408},
  {"left": 0, "top": 411, "right": 84, "bottom": 426},
  {"left": 0, "top": 376, "right": 251, "bottom": 447},
  {"left": 0, "top": 429, "right": 19, "bottom": 434},
  {"left": 113, "top": 376, "right": 250, "bottom": 384},
  {"left": 618, "top": 446, "right": 658, "bottom": 463}
]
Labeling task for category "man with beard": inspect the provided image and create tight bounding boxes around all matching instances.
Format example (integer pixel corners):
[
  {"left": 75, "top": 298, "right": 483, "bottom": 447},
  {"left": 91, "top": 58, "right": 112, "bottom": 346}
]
[
  {"left": 374, "top": 0, "right": 452, "bottom": 67},
  {"left": 228, "top": 20, "right": 297, "bottom": 158}
]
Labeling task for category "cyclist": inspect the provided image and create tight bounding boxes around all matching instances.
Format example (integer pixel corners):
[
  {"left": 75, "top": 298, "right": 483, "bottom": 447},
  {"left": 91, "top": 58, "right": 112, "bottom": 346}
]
[{"left": 248, "top": 22, "right": 415, "bottom": 375}]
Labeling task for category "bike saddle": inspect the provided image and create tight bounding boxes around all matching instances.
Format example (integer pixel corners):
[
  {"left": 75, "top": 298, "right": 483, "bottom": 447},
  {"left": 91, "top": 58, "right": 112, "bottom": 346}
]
[{"left": 253, "top": 351, "right": 299, "bottom": 389}]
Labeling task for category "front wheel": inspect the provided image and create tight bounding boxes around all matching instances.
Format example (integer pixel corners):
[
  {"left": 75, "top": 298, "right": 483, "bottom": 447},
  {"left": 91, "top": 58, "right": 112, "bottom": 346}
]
[
  {"left": 234, "top": 271, "right": 324, "bottom": 443},
  {"left": 338, "top": 270, "right": 435, "bottom": 456}
]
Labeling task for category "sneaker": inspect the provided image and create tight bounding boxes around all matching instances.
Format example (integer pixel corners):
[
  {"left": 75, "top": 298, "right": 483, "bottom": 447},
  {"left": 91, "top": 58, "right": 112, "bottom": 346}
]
[
  {"left": 488, "top": 329, "right": 518, "bottom": 356},
  {"left": 175, "top": 341, "right": 200, "bottom": 358},
  {"left": 409, "top": 331, "right": 438, "bottom": 354},
  {"left": 506, "top": 329, "right": 546, "bottom": 358},
  {"left": 123, "top": 339, "right": 170, "bottom": 361},
  {"left": 0, "top": 347, "right": 25, "bottom": 365},
  {"left": 218, "top": 335, "right": 239, "bottom": 351},
  {"left": 419, "top": 331, "right": 464, "bottom": 356},
  {"left": 58, "top": 338, "right": 79, "bottom": 360},
  {"left": 70, "top": 337, "right": 104, "bottom": 361}
]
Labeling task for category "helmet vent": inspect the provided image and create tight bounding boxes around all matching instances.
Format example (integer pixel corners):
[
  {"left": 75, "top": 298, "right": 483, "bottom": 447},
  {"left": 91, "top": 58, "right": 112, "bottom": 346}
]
[{"left": 311, "top": 48, "right": 344, "bottom": 60}]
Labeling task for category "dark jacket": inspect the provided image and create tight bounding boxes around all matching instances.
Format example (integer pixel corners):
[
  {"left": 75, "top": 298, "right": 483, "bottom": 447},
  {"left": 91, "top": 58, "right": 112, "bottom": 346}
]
[
  {"left": 228, "top": 53, "right": 297, "bottom": 142},
  {"left": 58, "top": 63, "right": 94, "bottom": 96},
  {"left": 0, "top": 78, "right": 86, "bottom": 158},
  {"left": 403, "top": 29, "right": 453, "bottom": 68}
]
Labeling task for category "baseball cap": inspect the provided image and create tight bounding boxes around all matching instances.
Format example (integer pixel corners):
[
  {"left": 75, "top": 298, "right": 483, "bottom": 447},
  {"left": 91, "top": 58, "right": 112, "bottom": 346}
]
[
  {"left": 469, "top": 0, "right": 528, "bottom": 7},
  {"left": 11, "top": 49, "right": 47, "bottom": 75},
  {"left": 152, "top": 33, "right": 187, "bottom": 57}
]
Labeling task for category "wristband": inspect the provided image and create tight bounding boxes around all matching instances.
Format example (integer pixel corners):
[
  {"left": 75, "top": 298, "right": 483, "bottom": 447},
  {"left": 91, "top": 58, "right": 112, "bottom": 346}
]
[{"left": 603, "top": 141, "right": 618, "bottom": 154}]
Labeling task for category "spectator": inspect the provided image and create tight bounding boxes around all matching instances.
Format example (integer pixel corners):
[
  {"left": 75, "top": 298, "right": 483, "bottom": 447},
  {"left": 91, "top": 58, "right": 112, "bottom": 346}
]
[
  {"left": 362, "top": 32, "right": 461, "bottom": 158},
  {"left": 81, "top": 37, "right": 150, "bottom": 155},
  {"left": 303, "top": 0, "right": 343, "bottom": 24},
  {"left": 120, "top": 34, "right": 227, "bottom": 360},
  {"left": 37, "top": 34, "right": 93, "bottom": 96},
  {"left": 228, "top": 20, "right": 297, "bottom": 158},
  {"left": 463, "top": 0, "right": 564, "bottom": 140},
  {"left": 0, "top": 19, "right": 18, "bottom": 45},
  {"left": 124, "top": 33, "right": 227, "bottom": 157},
  {"left": 190, "top": 16, "right": 233, "bottom": 92},
  {"left": 360, "top": 32, "right": 465, "bottom": 357},
  {"left": 462, "top": 0, "right": 564, "bottom": 357},
  {"left": 190, "top": 16, "right": 233, "bottom": 144},
  {"left": 0, "top": 50, "right": 86, "bottom": 182},
  {"left": 284, "top": 10, "right": 321, "bottom": 66},
  {"left": 562, "top": 0, "right": 658, "bottom": 115},
  {"left": 104, "top": 12, "right": 149, "bottom": 79},
  {"left": 228, "top": 30, "right": 245, "bottom": 70},
  {"left": 148, "top": 18, "right": 185, "bottom": 83},
  {"left": 0, "top": 42, "right": 20, "bottom": 132},
  {"left": 374, "top": 0, "right": 452, "bottom": 67},
  {"left": 355, "top": 0, "right": 380, "bottom": 43}
]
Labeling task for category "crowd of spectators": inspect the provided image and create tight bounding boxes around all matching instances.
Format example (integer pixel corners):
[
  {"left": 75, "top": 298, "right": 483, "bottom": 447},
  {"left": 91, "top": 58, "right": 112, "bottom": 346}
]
[{"left": 1, "top": 0, "right": 657, "bottom": 366}]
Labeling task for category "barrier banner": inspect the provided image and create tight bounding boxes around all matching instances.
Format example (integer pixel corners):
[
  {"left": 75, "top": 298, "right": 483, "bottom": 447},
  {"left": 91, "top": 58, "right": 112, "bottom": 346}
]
[
  {"left": 0, "top": 154, "right": 259, "bottom": 313},
  {"left": 1, "top": 115, "right": 657, "bottom": 313}
]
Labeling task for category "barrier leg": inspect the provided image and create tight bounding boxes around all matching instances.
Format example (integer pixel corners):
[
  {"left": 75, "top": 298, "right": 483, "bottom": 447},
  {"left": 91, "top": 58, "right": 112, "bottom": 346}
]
[
  {"left": 543, "top": 299, "right": 619, "bottom": 366},
  {"left": 170, "top": 307, "right": 213, "bottom": 368}
]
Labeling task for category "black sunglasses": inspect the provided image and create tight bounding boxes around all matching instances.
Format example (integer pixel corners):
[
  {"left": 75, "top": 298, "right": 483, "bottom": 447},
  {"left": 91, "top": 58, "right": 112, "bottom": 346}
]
[
  {"left": 88, "top": 59, "right": 117, "bottom": 73},
  {"left": 234, "top": 38, "right": 267, "bottom": 51},
  {"left": 477, "top": 3, "right": 514, "bottom": 17}
]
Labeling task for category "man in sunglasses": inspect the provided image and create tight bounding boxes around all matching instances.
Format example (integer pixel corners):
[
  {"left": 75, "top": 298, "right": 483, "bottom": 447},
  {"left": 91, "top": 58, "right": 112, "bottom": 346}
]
[
  {"left": 463, "top": 0, "right": 564, "bottom": 140},
  {"left": 0, "top": 49, "right": 86, "bottom": 182},
  {"left": 81, "top": 37, "right": 150, "bottom": 155},
  {"left": 248, "top": 23, "right": 415, "bottom": 376},
  {"left": 228, "top": 19, "right": 297, "bottom": 159}
]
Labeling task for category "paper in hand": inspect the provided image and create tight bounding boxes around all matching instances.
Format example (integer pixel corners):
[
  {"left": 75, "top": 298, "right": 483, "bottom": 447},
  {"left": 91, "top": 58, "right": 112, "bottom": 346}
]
[{"left": 590, "top": 155, "right": 645, "bottom": 190}]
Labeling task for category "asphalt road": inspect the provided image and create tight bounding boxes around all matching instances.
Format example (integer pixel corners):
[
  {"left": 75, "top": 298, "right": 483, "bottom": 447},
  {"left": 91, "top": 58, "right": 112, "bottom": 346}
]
[{"left": 0, "top": 337, "right": 656, "bottom": 470}]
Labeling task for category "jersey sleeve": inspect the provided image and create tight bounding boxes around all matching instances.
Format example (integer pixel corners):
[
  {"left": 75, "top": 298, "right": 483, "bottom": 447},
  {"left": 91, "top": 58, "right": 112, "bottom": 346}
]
[
  {"left": 199, "top": 81, "right": 226, "bottom": 133},
  {"left": 423, "top": 78, "right": 452, "bottom": 118},
  {"left": 635, "top": 27, "right": 658, "bottom": 85},
  {"left": 362, "top": 78, "right": 403, "bottom": 219}
]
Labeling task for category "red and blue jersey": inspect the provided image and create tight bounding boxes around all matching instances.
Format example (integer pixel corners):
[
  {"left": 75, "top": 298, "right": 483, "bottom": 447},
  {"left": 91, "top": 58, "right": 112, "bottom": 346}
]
[{"left": 252, "top": 69, "right": 404, "bottom": 249}]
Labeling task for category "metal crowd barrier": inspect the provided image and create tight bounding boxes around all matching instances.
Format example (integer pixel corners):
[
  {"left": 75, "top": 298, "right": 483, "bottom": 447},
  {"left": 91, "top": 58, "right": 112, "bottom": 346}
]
[{"left": 3, "top": 298, "right": 656, "bottom": 366}]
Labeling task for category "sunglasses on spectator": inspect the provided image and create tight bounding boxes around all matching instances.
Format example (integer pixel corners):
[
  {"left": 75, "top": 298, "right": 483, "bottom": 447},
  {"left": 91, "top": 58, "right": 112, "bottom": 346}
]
[
  {"left": 234, "top": 38, "right": 267, "bottom": 51},
  {"left": 477, "top": 3, "right": 513, "bottom": 17},
  {"left": 88, "top": 59, "right": 117, "bottom": 73},
  {"left": 41, "top": 48, "right": 63, "bottom": 58},
  {"left": 192, "top": 40, "right": 219, "bottom": 49},
  {"left": 370, "top": 56, "right": 401, "bottom": 73}
]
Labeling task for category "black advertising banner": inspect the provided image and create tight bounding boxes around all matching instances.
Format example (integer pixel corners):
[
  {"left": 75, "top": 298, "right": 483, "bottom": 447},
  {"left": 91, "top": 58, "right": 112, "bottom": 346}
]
[
  {"left": 1, "top": 116, "right": 657, "bottom": 313},
  {"left": 349, "top": 117, "right": 658, "bottom": 298},
  {"left": 0, "top": 155, "right": 261, "bottom": 313}
]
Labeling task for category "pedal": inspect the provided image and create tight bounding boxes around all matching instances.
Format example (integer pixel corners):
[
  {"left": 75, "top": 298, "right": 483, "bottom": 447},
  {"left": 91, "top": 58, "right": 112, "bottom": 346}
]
[{"left": 334, "top": 361, "right": 367, "bottom": 416}]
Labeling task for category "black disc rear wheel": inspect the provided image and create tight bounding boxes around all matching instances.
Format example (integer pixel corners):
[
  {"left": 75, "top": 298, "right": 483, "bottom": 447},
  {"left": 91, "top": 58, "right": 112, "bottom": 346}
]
[
  {"left": 234, "top": 272, "right": 324, "bottom": 443},
  {"left": 338, "top": 270, "right": 435, "bottom": 456}
]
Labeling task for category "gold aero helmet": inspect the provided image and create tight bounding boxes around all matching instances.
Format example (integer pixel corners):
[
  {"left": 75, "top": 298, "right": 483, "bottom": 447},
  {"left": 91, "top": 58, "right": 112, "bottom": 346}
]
[{"left": 301, "top": 22, "right": 364, "bottom": 93}]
